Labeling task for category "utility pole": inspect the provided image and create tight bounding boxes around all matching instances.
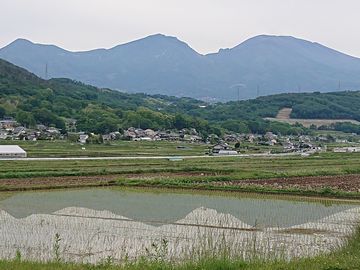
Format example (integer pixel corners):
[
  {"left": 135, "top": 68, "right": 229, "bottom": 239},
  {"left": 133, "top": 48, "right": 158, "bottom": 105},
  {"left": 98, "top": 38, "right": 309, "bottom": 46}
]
[
  {"left": 256, "top": 85, "right": 260, "bottom": 97},
  {"left": 230, "top": 84, "right": 245, "bottom": 103},
  {"left": 45, "top": 63, "right": 48, "bottom": 80}
]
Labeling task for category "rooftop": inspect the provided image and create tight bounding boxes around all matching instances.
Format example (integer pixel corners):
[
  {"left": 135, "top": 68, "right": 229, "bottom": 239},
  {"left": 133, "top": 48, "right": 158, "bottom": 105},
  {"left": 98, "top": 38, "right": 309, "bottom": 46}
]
[{"left": 0, "top": 145, "right": 27, "bottom": 154}]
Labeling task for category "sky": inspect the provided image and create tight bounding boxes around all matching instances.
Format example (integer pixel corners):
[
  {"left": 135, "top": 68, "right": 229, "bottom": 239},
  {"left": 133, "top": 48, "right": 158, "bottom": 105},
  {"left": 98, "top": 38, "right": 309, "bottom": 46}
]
[{"left": 1, "top": 0, "right": 360, "bottom": 57}]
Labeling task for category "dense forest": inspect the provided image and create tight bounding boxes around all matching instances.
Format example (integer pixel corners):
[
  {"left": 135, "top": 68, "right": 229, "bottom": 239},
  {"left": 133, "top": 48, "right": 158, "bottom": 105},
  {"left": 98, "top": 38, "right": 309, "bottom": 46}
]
[{"left": 1, "top": 58, "right": 359, "bottom": 136}]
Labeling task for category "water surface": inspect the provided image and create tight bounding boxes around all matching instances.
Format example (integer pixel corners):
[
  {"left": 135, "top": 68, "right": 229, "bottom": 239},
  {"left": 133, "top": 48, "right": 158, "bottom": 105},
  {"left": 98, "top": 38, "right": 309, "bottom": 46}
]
[{"left": 0, "top": 188, "right": 356, "bottom": 227}]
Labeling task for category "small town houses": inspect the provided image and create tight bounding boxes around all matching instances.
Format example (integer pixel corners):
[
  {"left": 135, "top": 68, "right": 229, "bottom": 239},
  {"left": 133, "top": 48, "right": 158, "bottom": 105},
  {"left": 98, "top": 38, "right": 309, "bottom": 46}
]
[
  {"left": 0, "top": 118, "right": 62, "bottom": 141},
  {"left": 123, "top": 127, "right": 203, "bottom": 142},
  {"left": 1, "top": 118, "right": 359, "bottom": 156}
]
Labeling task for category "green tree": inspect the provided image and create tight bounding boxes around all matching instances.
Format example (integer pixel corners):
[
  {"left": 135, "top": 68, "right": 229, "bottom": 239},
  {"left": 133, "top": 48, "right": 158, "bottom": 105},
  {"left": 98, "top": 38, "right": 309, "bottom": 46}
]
[
  {"left": 16, "top": 111, "right": 36, "bottom": 128},
  {"left": 0, "top": 106, "right": 5, "bottom": 118}
]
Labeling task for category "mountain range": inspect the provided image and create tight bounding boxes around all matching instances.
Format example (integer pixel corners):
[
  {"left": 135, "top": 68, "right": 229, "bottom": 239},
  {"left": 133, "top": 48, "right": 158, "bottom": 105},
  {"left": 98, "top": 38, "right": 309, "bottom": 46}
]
[{"left": 1, "top": 34, "right": 360, "bottom": 101}]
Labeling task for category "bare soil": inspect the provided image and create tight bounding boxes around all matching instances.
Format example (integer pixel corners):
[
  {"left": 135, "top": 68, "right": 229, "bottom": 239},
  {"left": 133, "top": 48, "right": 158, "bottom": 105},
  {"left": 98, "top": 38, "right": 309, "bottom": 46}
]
[
  {"left": 0, "top": 172, "right": 218, "bottom": 191},
  {"left": 266, "top": 118, "right": 360, "bottom": 128},
  {"left": 2, "top": 173, "right": 360, "bottom": 195},
  {"left": 0, "top": 175, "right": 120, "bottom": 190},
  {"left": 266, "top": 107, "right": 360, "bottom": 127},
  {"left": 276, "top": 108, "right": 292, "bottom": 119},
  {"left": 212, "top": 174, "right": 360, "bottom": 193},
  {"left": 126, "top": 171, "right": 219, "bottom": 179}
]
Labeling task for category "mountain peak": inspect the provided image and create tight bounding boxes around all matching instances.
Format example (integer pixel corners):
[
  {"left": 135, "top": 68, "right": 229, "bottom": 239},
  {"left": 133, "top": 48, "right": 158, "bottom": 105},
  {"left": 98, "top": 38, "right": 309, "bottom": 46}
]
[
  {"left": 131, "top": 33, "right": 185, "bottom": 45},
  {"left": 146, "top": 33, "right": 172, "bottom": 39},
  {"left": 3, "top": 38, "right": 68, "bottom": 54},
  {"left": 238, "top": 34, "right": 313, "bottom": 47},
  {"left": 6, "top": 38, "right": 34, "bottom": 48},
  {"left": 110, "top": 33, "right": 198, "bottom": 55}
]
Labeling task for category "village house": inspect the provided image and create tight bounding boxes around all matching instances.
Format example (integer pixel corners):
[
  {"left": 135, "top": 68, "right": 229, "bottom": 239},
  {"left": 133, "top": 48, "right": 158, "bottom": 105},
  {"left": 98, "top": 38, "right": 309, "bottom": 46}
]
[
  {"left": 247, "top": 134, "right": 255, "bottom": 143},
  {"left": 0, "top": 118, "right": 18, "bottom": 131},
  {"left": 144, "top": 129, "right": 156, "bottom": 138},
  {"left": 224, "top": 134, "right": 239, "bottom": 142},
  {"left": 211, "top": 143, "right": 238, "bottom": 155},
  {"left": 79, "top": 133, "right": 89, "bottom": 144},
  {"left": 102, "top": 132, "right": 121, "bottom": 142},
  {"left": 123, "top": 127, "right": 137, "bottom": 140},
  {"left": 183, "top": 134, "right": 202, "bottom": 142},
  {"left": 334, "top": 147, "right": 360, "bottom": 153},
  {"left": 0, "top": 129, "right": 8, "bottom": 140},
  {"left": 282, "top": 140, "right": 295, "bottom": 152}
]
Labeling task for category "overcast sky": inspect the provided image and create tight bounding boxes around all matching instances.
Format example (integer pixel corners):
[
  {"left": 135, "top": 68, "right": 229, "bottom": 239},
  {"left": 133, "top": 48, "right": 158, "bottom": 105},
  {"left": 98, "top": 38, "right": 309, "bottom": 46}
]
[{"left": 1, "top": 0, "right": 360, "bottom": 57}]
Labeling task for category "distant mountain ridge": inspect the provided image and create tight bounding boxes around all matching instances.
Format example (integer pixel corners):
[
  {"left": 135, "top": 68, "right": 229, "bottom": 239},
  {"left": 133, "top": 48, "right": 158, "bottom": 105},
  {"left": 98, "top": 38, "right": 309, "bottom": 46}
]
[{"left": 1, "top": 34, "right": 360, "bottom": 100}]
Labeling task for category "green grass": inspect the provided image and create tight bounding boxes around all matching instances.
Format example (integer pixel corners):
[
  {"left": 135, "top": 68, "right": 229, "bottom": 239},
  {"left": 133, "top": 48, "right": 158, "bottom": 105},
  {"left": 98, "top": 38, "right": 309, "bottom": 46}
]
[
  {"left": 2, "top": 139, "right": 358, "bottom": 158},
  {"left": 1, "top": 226, "right": 359, "bottom": 270},
  {"left": 1, "top": 152, "right": 360, "bottom": 179},
  {"left": 2, "top": 152, "right": 360, "bottom": 198},
  {"left": 0, "top": 140, "right": 210, "bottom": 157}
]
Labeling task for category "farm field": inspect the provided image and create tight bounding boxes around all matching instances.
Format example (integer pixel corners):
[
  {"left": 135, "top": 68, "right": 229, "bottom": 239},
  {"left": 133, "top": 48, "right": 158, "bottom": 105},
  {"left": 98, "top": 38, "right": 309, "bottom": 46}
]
[
  {"left": 276, "top": 108, "right": 292, "bottom": 119},
  {"left": 265, "top": 117, "right": 360, "bottom": 128},
  {"left": 2, "top": 146, "right": 360, "bottom": 269},
  {"left": 1, "top": 152, "right": 360, "bottom": 198},
  {"left": 266, "top": 107, "right": 360, "bottom": 127},
  {"left": 0, "top": 141, "right": 209, "bottom": 157},
  {"left": 0, "top": 188, "right": 359, "bottom": 269},
  {"left": 0, "top": 140, "right": 289, "bottom": 158}
]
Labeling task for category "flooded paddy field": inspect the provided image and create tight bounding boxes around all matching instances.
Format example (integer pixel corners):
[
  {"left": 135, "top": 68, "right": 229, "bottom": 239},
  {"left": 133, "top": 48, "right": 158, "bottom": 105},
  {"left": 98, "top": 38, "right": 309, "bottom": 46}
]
[{"left": 0, "top": 188, "right": 359, "bottom": 264}]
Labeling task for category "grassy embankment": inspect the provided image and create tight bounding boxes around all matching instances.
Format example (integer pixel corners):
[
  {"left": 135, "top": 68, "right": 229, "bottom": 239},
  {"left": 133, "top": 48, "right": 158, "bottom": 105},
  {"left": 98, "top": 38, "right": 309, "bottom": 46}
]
[{"left": 0, "top": 226, "right": 359, "bottom": 270}]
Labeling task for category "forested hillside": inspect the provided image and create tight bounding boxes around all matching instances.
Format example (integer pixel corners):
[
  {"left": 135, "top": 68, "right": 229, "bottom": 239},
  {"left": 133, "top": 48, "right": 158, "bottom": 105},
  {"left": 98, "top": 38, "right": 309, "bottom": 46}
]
[
  {"left": 1, "top": 58, "right": 360, "bottom": 135},
  {"left": 171, "top": 91, "right": 359, "bottom": 134},
  {"left": 0, "top": 59, "right": 213, "bottom": 134},
  {"left": 192, "top": 91, "right": 360, "bottom": 121}
]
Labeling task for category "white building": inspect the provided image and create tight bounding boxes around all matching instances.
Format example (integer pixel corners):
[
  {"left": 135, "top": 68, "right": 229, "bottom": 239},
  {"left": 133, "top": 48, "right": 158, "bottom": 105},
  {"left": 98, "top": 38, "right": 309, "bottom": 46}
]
[
  {"left": 211, "top": 143, "right": 238, "bottom": 155},
  {"left": 79, "top": 134, "right": 89, "bottom": 144},
  {"left": 0, "top": 145, "right": 27, "bottom": 158},
  {"left": 333, "top": 147, "right": 360, "bottom": 153}
]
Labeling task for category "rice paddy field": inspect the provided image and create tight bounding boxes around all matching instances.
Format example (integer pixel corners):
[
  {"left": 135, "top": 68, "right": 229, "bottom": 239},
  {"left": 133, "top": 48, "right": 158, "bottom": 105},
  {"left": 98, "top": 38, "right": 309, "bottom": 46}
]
[
  {"left": 2, "top": 144, "right": 360, "bottom": 269},
  {"left": 0, "top": 188, "right": 359, "bottom": 269}
]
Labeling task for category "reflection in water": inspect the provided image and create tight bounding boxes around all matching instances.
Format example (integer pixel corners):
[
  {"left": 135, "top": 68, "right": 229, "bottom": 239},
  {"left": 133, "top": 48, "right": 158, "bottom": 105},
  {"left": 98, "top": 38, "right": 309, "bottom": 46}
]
[
  {"left": 0, "top": 188, "right": 355, "bottom": 226},
  {"left": 0, "top": 188, "right": 359, "bottom": 263},
  {"left": 0, "top": 206, "right": 359, "bottom": 263}
]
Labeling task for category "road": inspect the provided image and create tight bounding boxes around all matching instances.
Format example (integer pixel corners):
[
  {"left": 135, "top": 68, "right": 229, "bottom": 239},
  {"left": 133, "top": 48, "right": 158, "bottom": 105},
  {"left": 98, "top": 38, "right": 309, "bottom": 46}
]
[{"left": 0, "top": 151, "right": 307, "bottom": 161}]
